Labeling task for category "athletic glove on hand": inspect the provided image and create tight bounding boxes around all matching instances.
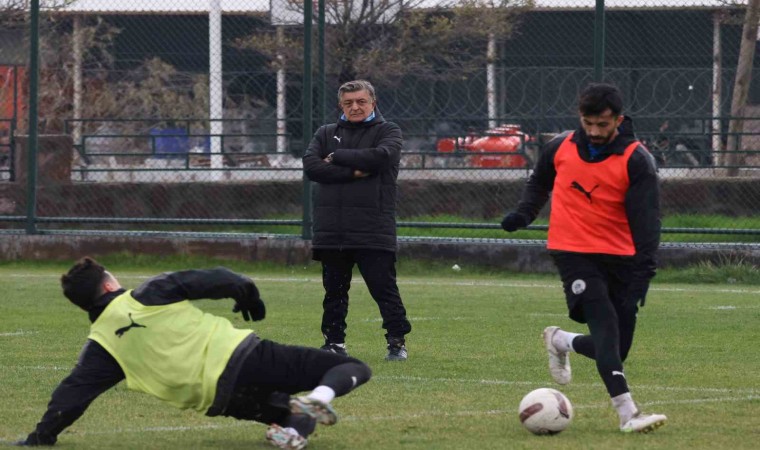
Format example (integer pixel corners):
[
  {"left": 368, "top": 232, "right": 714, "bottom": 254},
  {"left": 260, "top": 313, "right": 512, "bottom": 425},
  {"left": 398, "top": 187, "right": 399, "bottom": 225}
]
[
  {"left": 628, "top": 280, "right": 650, "bottom": 307},
  {"left": 232, "top": 280, "right": 266, "bottom": 321},
  {"left": 500, "top": 212, "right": 529, "bottom": 232}
]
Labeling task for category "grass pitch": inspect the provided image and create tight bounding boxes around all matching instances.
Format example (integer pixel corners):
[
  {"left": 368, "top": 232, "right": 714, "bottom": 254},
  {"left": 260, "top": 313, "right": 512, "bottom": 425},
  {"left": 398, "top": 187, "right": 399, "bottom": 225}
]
[{"left": 1, "top": 261, "right": 758, "bottom": 449}]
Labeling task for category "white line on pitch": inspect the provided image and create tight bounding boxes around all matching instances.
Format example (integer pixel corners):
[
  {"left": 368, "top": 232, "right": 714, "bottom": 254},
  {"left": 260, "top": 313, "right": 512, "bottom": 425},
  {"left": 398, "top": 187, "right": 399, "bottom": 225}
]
[
  {"left": 10, "top": 369, "right": 747, "bottom": 396},
  {"left": 7, "top": 273, "right": 559, "bottom": 289},
  {"left": 81, "top": 422, "right": 250, "bottom": 435},
  {"left": 344, "top": 395, "right": 760, "bottom": 421},
  {"left": 3, "top": 370, "right": 756, "bottom": 397},
  {"left": 8, "top": 394, "right": 755, "bottom": 440},
  {"left": 6, "top": 273, "right": 759, "bottom": 295},
  {"left": 258, "top": 278, "right": 760, "bottom": 295},
  {"left": 362, "top": 316, "right": 467, "bottom": 323},
  {"left": 0, "top": 366, "right": 70, "bottom": 371},
  {"left": 708, "top": 305, "right": 760, "bottom": 310},
  {"left": 375, "top": 375, "right": 759, "bottom": 395},
  {"left": 0, "top": 330, "right": 38, "bottom": 337}
]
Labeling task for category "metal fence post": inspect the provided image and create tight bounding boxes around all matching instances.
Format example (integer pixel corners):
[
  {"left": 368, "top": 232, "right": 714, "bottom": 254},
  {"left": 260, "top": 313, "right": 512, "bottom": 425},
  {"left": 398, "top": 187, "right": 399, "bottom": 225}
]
[
  {"left": 26, "top": 0, "right": 40, "bottom": 234},
  {"left": 10, "top": 66, "right": 18, "bottom": 182},
  {"left": 593, "top": 0, "right": 605, "bottom": 82},
  {"left": 301, "top": 0, "right": 314, "bottom": 240},
  {"left": 317, "top": 0, "right": 326, "bottom": 125}
]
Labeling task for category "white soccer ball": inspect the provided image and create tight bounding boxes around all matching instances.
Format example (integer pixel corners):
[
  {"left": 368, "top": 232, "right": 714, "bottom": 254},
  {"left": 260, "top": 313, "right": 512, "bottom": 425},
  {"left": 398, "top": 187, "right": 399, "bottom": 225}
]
[
  {"left": 451, "top": 264, "right": 461, "bottom": 271},
  {"left": 518, "top": 388, "right": 574, "bottom": 435}
]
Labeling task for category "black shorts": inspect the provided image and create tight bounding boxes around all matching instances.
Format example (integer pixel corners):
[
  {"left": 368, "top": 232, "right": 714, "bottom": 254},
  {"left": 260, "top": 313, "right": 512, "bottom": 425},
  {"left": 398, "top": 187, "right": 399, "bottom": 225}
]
[
  {"left": 222, "top": 340, "right": 360, "bottom": 423},
  {"left": 550, "top": 252, "right": 633, "bottom": 323}
]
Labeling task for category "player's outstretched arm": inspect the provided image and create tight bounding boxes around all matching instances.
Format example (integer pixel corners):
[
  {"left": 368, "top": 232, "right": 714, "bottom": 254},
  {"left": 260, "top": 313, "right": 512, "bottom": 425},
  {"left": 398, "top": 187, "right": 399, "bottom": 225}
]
[
  {"left": 18, "top": 341, "right": 124, "bottom": 446},
  {"left": 132, "top": 268, "right": 266, "bottom": 321}
]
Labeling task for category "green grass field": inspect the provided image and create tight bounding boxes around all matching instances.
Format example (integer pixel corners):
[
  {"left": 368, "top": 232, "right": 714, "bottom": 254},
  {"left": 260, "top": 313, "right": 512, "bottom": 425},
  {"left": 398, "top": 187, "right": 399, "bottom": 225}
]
[{"left": 1, "top": 261, "right": 758, "bottom": 449}]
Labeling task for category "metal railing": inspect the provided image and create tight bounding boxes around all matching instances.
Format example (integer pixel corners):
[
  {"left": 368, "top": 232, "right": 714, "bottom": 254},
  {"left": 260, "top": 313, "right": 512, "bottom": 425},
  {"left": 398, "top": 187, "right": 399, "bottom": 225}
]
[{"left": 56, "top": 116, "right": 760, "bottom": 174}]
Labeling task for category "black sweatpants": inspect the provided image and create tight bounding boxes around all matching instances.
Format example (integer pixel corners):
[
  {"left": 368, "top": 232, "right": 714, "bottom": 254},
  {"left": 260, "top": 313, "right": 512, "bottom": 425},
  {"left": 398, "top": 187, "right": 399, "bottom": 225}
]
[
  {"left": 316, "top": 249, "right": 412, "bottom": 343},
  {"left": 551, "top": 252, "right": 639, "bottom": 398},
  {"left": 223, "top": 340, "right": 371, "bottom": 426}
]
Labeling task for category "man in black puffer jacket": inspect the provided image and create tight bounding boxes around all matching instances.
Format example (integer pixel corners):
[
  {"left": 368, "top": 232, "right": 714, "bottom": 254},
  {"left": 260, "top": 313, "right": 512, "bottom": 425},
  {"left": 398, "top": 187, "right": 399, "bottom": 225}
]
[{"left": 303, "top": 80, "right": 412, "bottom": 361}]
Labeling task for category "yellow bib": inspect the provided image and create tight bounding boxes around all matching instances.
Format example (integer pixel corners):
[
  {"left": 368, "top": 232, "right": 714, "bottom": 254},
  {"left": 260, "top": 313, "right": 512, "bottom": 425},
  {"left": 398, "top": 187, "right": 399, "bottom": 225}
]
[{"left": 89, "top": 291, "right": 252, "bottom": 412}]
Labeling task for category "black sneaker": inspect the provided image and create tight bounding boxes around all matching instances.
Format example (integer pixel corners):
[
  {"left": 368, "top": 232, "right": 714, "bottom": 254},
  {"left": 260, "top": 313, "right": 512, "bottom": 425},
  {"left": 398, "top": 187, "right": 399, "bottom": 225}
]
[
  {"left": 320, "top": 343, "right": 348, "bottom": 356},
  {"left": 385, "top": 338, "right": 408, "bottom": 361}
]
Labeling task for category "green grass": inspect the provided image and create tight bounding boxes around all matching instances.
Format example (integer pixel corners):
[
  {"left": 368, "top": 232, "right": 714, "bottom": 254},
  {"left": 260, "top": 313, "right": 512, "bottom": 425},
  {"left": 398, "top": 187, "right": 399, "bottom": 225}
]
[
  {"left": 3, "top": 251, "right": 758, "bottom": 284},
  {"left": 1, "top": 260, "right": 759, "bottom": 449}
]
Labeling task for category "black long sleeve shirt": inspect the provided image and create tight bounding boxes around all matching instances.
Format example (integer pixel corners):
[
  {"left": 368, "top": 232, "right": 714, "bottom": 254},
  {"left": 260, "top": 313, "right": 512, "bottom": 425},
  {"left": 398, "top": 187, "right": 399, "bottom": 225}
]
[
  {"left": 514, "top": 117, "right": 661, "bottom": 283},
  {"left": 27, "top": 268, "right": 259, "bottom": 445}
]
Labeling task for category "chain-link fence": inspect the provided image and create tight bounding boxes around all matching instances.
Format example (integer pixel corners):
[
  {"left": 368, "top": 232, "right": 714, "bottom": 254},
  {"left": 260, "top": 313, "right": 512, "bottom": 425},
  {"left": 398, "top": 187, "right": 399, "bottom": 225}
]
[{"left": 0, "top": 0, "right": 758, "bottom": 244}]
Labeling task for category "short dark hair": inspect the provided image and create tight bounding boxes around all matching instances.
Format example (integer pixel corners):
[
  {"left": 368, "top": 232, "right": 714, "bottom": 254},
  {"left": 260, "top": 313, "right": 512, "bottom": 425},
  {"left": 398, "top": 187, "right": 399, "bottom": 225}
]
[
  {"left": 578, "top": 83, "right": 623, "bottom": 116},
  {"left": 337, "top": 79, "right": 376, "bottom": 103},
  {"left": 61, "top": 257, "right": 107, "bottom": 310}
]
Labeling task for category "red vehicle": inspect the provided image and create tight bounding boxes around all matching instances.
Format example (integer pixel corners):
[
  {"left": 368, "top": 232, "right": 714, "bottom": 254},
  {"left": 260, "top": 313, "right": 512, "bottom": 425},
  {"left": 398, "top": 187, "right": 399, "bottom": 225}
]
[
  {"left": 436, "top": 124, "right": 531, "bottom": 168},
  {"left": 0, "top": 66, "right": 25, "bottom": 167}
]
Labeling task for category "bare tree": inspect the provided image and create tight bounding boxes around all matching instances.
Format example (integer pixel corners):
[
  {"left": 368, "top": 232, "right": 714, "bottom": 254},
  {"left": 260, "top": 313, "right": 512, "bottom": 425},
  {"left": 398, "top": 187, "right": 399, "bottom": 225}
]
[
  {"left": 0, "top": 7, "right": 220, "bottom": 167},
  {"left": 23, "top": 12, "right": 210, "bottom": 132},
  {"left": 1, "top": 0, "right": 75, "bottom": 22},
  {"left": 36, "top": 15, "right": 121, "bottom": 133},
  {"left": 238, "top": 0, "right": 532, "bottom": 84},
  {"left": 724, "top": 0, "right": 760, "bottom": 175},
  {"left": 0, "top": 0, "right": 78, "bottom": 132},
  {"left": 100, "top": 58, "right": 210, "bottom": 126},
  {"left": 1, "top": 2, "right": 213, "bottom": 130}
]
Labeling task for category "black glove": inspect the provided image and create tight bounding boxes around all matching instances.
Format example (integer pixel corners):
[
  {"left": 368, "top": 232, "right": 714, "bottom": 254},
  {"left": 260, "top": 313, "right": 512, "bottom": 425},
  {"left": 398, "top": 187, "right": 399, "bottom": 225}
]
[
  {"left": 628, "top": 280, "right": 650, "bottom": 307},
  {"left": 500, "top": 212, "right": 529, "bottom": 232},
  {"left": 232, "top": 281, "right": 266, "bottom": 321},
  {"left": 15, "top": 431, "right": 56, "bottom": 446}
]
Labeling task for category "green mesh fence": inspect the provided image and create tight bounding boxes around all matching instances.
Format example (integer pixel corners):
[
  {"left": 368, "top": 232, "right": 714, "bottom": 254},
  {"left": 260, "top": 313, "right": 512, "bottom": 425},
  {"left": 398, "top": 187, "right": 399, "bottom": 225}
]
[{"left": 0, "top": 0, "right": 758, "bottom": 244}]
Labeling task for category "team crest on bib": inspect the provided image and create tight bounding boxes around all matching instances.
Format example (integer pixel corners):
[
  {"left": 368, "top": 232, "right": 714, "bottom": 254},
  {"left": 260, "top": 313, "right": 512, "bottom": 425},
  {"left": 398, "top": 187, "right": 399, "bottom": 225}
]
[{"left": 571, "top": 279, "right": 586, "bottom": 295}]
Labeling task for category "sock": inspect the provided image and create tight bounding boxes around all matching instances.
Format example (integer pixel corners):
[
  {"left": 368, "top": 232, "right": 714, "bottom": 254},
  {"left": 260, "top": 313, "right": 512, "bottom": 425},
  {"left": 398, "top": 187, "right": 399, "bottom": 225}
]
[
  {"left": 553, "top": 330, "right": 582, "bottom": 353},
  {"left": 282, "top": 414, "right": 316, "bottom": 438},
  {"left": 387, "top": 336, "right": 405, "bottom": 347},
  {"left": 307, "top": 385, "right": 336, "bottom": 404},
  {"left": 565, "top": 332, "right": 582, "bottom": 352},
  {"left": 611, "top": 392, "right": 638, "bottom": 425}
]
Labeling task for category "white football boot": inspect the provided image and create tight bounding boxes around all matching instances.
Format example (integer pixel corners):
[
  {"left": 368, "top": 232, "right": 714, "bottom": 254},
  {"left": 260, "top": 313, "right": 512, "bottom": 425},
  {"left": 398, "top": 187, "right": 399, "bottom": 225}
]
[
  {"left": 543, "top": 326, "right": 572, "bottom": 385},
  {"left": 620, "top": 412, "right": 668, "bottom": 433}
]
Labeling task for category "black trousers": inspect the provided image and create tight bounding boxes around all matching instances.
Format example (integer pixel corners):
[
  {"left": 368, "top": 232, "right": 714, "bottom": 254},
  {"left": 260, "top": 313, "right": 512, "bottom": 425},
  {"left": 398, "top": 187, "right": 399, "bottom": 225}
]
[
  {"left": 551, "top": 252, "right": 639, "bottom": 398},
  {"left": 223, "top": 339, "right": 371, "bottom": 424},
  {"left": 316, "top": 249, "right": 411, "bottom": 343}
]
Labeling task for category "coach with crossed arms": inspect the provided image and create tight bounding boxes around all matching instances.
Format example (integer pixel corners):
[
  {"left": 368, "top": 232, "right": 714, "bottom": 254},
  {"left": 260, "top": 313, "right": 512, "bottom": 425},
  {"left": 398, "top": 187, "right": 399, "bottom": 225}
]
[{"left": 303, "top": 79, "right": 412, "bottom": 361}]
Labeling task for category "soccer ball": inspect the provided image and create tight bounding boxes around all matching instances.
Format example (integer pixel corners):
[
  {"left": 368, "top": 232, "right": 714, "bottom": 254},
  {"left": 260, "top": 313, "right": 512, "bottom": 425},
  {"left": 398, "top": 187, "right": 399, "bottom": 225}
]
[{"left": 518, "top": 388, "right": 573, "bottom": 435}]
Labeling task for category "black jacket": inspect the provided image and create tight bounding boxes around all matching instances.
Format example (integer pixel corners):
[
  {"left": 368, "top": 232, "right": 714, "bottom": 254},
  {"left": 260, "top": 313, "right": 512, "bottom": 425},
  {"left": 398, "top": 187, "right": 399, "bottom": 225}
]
[
  {"left": 303, "top": 109, "right": 402, "bottom": 252},
  {"left": 23, "top": 268, "right": 261, "bottom": 446},
  {"left": 513, "top": 116, "right": 661, "bottom": 285}
]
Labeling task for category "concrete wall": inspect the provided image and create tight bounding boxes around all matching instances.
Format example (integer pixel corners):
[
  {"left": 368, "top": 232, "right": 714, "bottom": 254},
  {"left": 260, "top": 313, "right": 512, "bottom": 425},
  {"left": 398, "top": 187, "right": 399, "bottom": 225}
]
[{"left": 0, "top": 234, "right": 757, "bottom": 273}]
